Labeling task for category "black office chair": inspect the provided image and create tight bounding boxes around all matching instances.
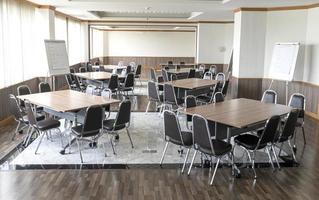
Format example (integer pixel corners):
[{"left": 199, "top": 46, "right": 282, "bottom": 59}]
[
  {"left": 101, "top": 89, "right": 111, "bottom": 119},
  {"left": 261, "top": 90, "right": 278, "bottom": 104},
  {"left": 185, "top": 95, "right": 196, "bottom": 130},
  {"left": 17, "top": 85, "right": 31, "bottom": 109},
  {"left": 188, "top": 69, "right": 196, "bottom": 78},
  {"left": 9, "top": 94, "right": 45, "bottom": 142},
  {"left": 168, "top": 61, "right": 173, "bottom": 65},
  {"left": 276, "top": 109, "right": 300, "bottom": 165},
  {"left": 234, "top": 115, "right": 281, "bottom": 179},
  {"left": 203, "top": 71, "right": 213, "bottom": 80},
  {"left": 222, "top": 79, "right": 229, "bottom": 97},
  {"left": 108, "top": 74, "right": 119, "bottom": 96},
  {"left": 65, "top": 74, "right": 77, "bottom": 90},
  {"left": 188, "top": 114, "right": 233, "bottom": 185},
  {"left": 71, "top": 105, "right": 104, "bottom": 163},
  {"left": 79, "top": 67, "right": 87, "bottom": 73},
  {"left": 146, "top": 81, "right": 163, "bottom": 113},
  {"left": 103, "top": 100, "right": 133, "bottom": 154},
  {"left": 163, "top": 83, "right": 183, "bottom": 112},
  {"left": 215, "top": 72, "right": 225, "bottom": 82},
  {"left": 288, "top": 93, "right": 306, "bottom": 146},
  {"left": 171, "top": 74, "right": 178, "bottom": 81},
  {"left": 70, "top": 68, "right": 76, "bottom": 73},
  {"left": 87, "top": 63, "right": 93, "bottom": 72},
  {"left": 119, "top": 73, "right": 135, "bottom": 97},
  {"left": 134, "top": 64, "right": 142, "bottom": 85},
  {"left": 99, "top": 65, "right": 106, "bottom": 72},
  {"left": 160, "top": 110, "right": 193, "bottom": 173},
  {"left": 180, "top": 61, "right": 185, "bottom": 65},
  {"left": 213, "top": 92, "right": 224, "bottom": 103},
  {"left": 39, "top": 82, "right": 51, "bottom": 93},
  {"left": 162, "top": 69, "right": 169, "bottom": 82},
  {"left": 126, "top": 65, "right": 132, "bottom": 74},
  {"left": 25, "top": 102, "right": 62, "bottom": 154},
  {"left": 74, "top": 75, "right": 86, "bottom": 92}
]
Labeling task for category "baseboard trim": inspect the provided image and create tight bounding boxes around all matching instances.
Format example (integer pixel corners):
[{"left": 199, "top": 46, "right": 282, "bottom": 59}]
[{"left": 306, "top": 111, "right": 319, "bottom": 121}]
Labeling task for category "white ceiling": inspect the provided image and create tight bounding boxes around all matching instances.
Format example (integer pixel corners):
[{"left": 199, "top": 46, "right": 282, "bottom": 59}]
[{"left": 28, "top": 0, "right": 319, "bottom": 21}]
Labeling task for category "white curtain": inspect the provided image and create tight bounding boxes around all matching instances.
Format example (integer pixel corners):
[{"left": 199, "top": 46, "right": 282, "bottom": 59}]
[
  {"left": 91, "top": 29, "right": 104, "bottom": 58},
  {"left": 0, "top": 0, "right": 47, "bottom": 89},
  {"left": 68, "top": 19, "right": 86, "bottom": 65}
]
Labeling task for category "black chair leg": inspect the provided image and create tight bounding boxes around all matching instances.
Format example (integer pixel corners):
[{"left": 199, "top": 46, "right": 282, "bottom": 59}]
[{"left": 302, "top": 126, "right": 306, "bottom": 145}]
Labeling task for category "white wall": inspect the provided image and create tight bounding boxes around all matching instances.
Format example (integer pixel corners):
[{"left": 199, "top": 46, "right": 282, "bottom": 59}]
[
  {"left": 263, "top": 10, "right": 308, "bottom": 81},
  {"left": 304, "top": 7, "right": 319, "bottom": 84},
  {"left": 196, "top": 23, "right": 233, "bottom": 64},
  {"left": 233, "top": 11, "right": 267, "bottom": 78},
  {"left": 103, "top": 31, "right": 195, "bottom": 57}
]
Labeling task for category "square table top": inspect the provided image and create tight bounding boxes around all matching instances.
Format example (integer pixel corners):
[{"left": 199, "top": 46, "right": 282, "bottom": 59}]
[
  {"left": 17, "top": 90, "right": 120, "bottom": 112},
  {"left": 161, "top": 78, "right": 217, "bottom": 90},
  {"left": 74, "top": 72, "right": 125, "bottom": 81},
  {"left": 181, "top": 98, "right": 292, "bottom": 129}
]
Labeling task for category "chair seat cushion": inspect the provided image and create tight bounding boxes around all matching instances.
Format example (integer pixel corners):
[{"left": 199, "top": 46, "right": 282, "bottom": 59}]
[
  {"left": 197, "top": 95, "right": 211, "bottom": 103},
  {"left": 36, "top": 119, "right": 60, "bottom": 131},
  {"left": 198, "top": 139, "right": 232, "bottom": 156},
  {"left": 71, "top": 125, "right": 100, "bottom": 137},
  {"left": 103, "top": 119, "right": 126, "bottom": 131},
  {"left": 234, "top": 134, "right": 266, "bottom": 150},
  {"left": 169, "top": 131, "right": 193, "bottom": 146},
  {"left": 22, "top": 114, "right": 45, "bottom": 123}
]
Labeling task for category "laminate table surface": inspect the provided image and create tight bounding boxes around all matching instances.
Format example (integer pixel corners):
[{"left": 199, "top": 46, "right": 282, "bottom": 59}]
[
  {"left": 74, "top": 72, "right": 125, "bottom": 81},
  {"left": 182, "top": 98, "right": 292, "bottom": 129},
  {"left": 17, "top": 89, "right": 120, "bottom": 113},
  {"left": 161, "top": 78, "right": 217, "bottom": 90}
]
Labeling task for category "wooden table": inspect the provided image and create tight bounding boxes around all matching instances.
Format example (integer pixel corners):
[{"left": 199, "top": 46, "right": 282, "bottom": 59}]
[
  {"left": 161, "top": 78, "right": 217, "bottom": 98},
  {"left": 74, "top": 72, "right": 125, "bottom": 81},
  {"left": 182, "top": 98, "right": 292, "bottom": 137},
  {"left": 17, "top": 90, "right": 120, "bottom": 154},
  {"left": 17, "top": 89, "right": 119, "bottom": 113}
]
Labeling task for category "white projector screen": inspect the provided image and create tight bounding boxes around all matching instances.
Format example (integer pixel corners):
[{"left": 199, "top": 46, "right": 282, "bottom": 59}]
[
  {"left": 269, "top": 43, "right": 300, "bottom": 81},
  {"left": 45, "top": 40, "right": 70, "bottom": 76}
]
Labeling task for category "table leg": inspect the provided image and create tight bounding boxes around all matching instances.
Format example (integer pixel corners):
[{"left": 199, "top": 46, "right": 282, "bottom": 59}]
[
  {"left": 227, "top": 127, "right": 241, "bottom": 177},
  {"left": 60, "top": 113, "right": 77, "bottom": 155}
]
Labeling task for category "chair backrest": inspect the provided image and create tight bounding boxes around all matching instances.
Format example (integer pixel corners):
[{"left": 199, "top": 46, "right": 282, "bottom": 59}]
[
  {"left": 126, "top": 65, "right": 132, "bottom": 74},
  {"left": 107, "top": 74, "right": 118, "bottom": 91},
  {"left": 101, "top": 88, "right": 111, "bottom": 98},
  {"left": 17, "top": 85, "right": 31, "bottom": 96},
  {"left": 114, "top": 100, "right": 131, "bottom": 127},
  {"left": 163, "top": 110, "right": 184, "bottom": 145},
  {"left": 65, "top": 74, "right": 73, "bottom": 89},
  {"left": 150, "top": 68, "right": 157, "bottom": 82},
  {"left": 87, "top": 63, "right": 93, "bottom": 72},
  {"left": 25, "top": 102, "right": 37, "bottom": 126},
  {"left": 203, "top": 71, "right": 213, "bottom": 80},
  {"left": 258, "top": 115, "right": 281, "bottom": 146},
  {"left": 124, "top": 73, "right": 134, "bottom": 88},
  {"left": 210, "top": 65, "right": 217, "bottom": 75},
  {"left": 79, "top": 67, "right": 86, "bottom": 73},
  {"left": 82, "top": 105, "right": 104, "bottom": 137},
  {"left": 39, "top": 82, "right": 51, "bottom": 93},
  {"left": 261, "top": 90, "right": 277, "bottom": 104},
  {"left": 135, "top": 65, "right": 142, "bottom": 76},
  {"left": 198, "top": 64, "right": 206, "bottom": 71},
  {"left": 17, "top": 85, "right": 31, "bottom": 107},
  {"left": 148, "top": 81, "right": 160, "bottom": 101},
  {"left": 180, "top": 61, "right": 185, "bottom": 65},
  {"left": 213, "top": 92, "right": 224, "bottom": 103},
  {"left": 164, "top": 84, "right": 177, "bottom": 104},
  {"left": 70, "top": 68, "right": 75, "bottom": 73},
  {"left": 168, "top": 61, "right": 173, "bottom": 65},
  {"left": 280, "top": 109, "right": 300, "bottom": 140},
  {"left": 73, "top": 75, "right": 83, "bottom": 91},
  {"left": 99, "top": 65, "right": 105, "bottom": 72},
  {"left": 188, "top": 69, "right": 196, "bottom": 78},
  {"left": 162, "top": 69, "right": 169, "bottom": 82},
  {"left": 192, "top": 114, "right": 214, "bottom": 153},
  {"left": 214, "top": 81, "right": 224, "bottom": 93},
  {"left": 9, "top": 94, "right": 23, "bottom": 121},
  {"left": 185, "top": 95, "right": 196, "bottom": 122},
  {"left": 215, "top": 72, "right": 225, "bottom": 82},
  {"left": 222, "top": 80, "right": 229, "bottom": 97},
  {"left": 288, "top": 93, "right": 305, "bottom": 118},
  {"left": 85, "top": 85, "right": 96, "bottom": 95},
  {"left": 171, "top": 74, "right": 177, "bottom": 81},
  {"left": 129, "top": 62, "right": 136, "bottom": 69}
]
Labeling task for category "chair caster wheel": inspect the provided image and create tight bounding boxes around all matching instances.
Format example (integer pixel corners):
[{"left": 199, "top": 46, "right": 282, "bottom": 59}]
[
  {"left": 60, "top": 150, "right": 65, "bottom": 155},
  {"left": 19, "top": 130, "right": 23, "bottom": 134}
]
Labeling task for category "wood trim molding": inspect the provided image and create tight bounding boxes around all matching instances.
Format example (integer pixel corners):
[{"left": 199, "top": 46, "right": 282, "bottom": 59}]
[
  {"left": 234, "top": 3, "right": 319, "bottom": 13},
  {"left": 306, "top": 111, "right": 319, "bottom": 122},
  {"left": 55, "top": 10, "right": 83, "bottom": 22},
  {"left": 0, "top": 116, "right": 15, "bottom": 127},
  {"left": 89, "top": 20, "right": 234, "bottom": 24}
]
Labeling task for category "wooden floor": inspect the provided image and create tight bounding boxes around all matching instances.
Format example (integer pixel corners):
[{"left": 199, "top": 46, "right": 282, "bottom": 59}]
[{"left": 0, "top": 115, "right": 319, "bottom": 199}]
